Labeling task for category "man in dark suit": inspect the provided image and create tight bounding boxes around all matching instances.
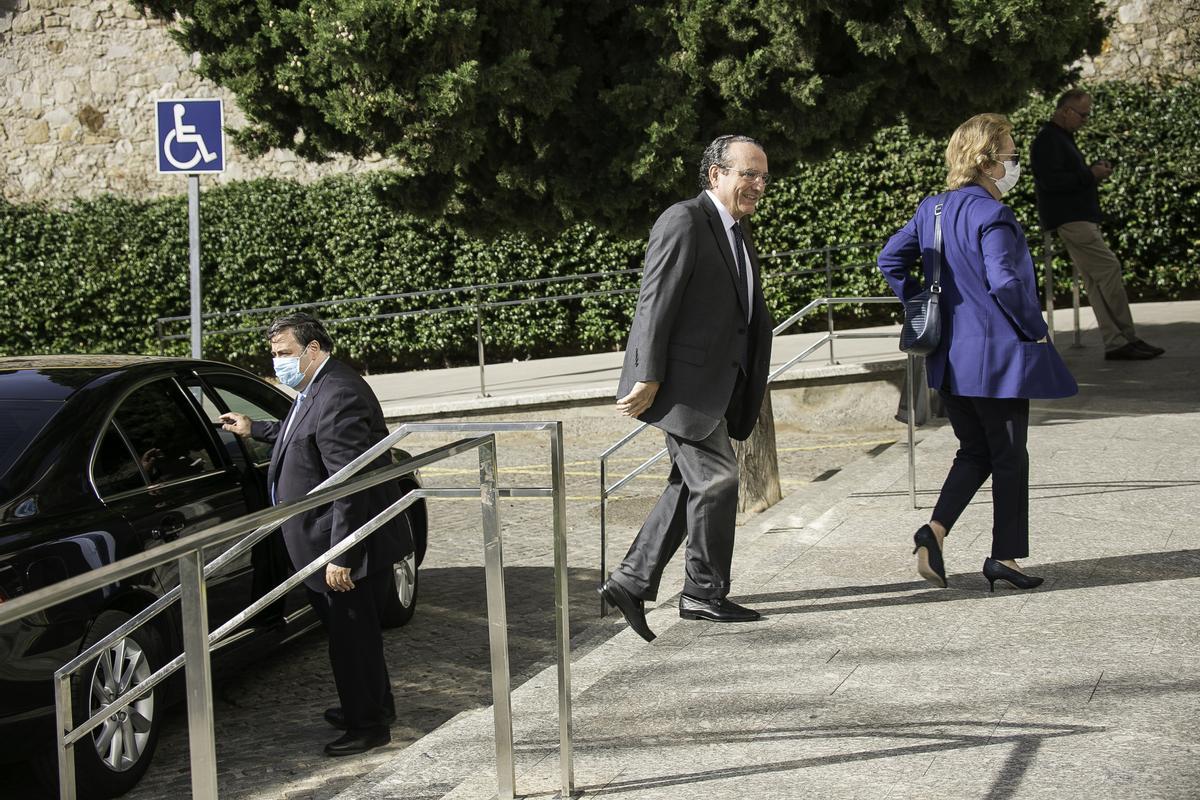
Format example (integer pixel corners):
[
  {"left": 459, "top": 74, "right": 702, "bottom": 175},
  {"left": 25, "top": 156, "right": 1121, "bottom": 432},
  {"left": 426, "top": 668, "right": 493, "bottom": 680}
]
[
  {"left": 220, "top": 312, "right": 411, "bottom": 756},
  {"left": 600, "top": 134, "right": 775, "bottom": 642}
]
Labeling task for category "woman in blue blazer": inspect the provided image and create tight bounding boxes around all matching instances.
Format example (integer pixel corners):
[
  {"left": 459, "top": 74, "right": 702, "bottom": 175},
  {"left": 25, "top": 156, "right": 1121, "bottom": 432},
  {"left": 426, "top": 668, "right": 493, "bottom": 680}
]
[{"left": 878, "top": 113, "right": 1076, "bottom": 591}]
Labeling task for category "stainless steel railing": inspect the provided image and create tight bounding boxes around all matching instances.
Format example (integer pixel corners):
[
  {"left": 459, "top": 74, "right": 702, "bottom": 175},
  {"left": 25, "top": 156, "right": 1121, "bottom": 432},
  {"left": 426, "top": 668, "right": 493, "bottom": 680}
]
[
  {"left": 1041, "top": 231, "right": 1083, "bottom": 346},
  {"left": 0, "top": 422, "right": 575, "bottom": 800}
]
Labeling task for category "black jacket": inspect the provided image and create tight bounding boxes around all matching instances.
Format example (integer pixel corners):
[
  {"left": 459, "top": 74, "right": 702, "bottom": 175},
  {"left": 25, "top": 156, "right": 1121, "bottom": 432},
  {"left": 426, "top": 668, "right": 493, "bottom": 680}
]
[
  {"left": 251, "top": 358, "right": 412, "bottom": 593},
  {"left": 1030, "top": 121, "right": 1103, "bottom": 230}
]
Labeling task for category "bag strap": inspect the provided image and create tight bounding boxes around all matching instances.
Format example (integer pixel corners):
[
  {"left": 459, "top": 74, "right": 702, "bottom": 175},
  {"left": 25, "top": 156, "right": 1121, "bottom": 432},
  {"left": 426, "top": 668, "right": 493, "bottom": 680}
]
[{"left": 924, "top": 194, "right": 945, "bottom": 295}]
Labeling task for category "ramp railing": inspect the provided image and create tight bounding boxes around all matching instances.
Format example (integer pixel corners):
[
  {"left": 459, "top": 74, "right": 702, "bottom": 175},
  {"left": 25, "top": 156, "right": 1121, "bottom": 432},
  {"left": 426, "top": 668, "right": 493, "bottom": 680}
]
[{"left": 0, "top": 422, "right": 575, "bottom": 800}]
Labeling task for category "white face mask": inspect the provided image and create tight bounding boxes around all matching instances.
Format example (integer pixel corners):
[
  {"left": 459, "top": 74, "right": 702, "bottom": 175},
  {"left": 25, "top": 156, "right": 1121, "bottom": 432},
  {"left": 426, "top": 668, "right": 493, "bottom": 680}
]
[{"left": 991, "top": 159, "right": 1021, "bottom": 195}]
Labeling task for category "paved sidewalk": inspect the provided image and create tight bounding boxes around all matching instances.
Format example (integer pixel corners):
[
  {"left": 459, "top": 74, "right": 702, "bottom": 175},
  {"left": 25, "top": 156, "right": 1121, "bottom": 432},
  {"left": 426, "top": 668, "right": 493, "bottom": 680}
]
[{"left": 337, "top": 300, "right": 1200, "bottom": 800}]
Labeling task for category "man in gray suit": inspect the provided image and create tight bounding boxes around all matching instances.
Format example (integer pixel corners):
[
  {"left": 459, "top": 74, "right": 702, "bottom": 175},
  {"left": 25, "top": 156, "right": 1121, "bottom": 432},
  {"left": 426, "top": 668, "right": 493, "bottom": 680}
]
[{"left": 599, "top": 135, "right": 774, "bottom": 642}]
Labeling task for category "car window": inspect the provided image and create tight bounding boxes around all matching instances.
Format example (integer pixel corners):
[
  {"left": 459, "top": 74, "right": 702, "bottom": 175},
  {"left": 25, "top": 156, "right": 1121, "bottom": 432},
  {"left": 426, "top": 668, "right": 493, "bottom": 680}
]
[
  {"left": 200, "top": 373, "right": 290, "bottom": 466},
  {"left": 93, "top": 423, "right": 146, "bottom": 496},
  {"left": 0, "top": 399, "right": 62, "bottom": 499},
  {"left": 112, "top": 379, "right": 219, "bottom": 484}
]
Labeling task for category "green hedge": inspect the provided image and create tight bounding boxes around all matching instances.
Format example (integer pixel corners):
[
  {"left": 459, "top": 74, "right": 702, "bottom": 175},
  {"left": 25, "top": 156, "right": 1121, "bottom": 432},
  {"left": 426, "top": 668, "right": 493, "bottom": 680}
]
[{"left": 3, "top": 79, "right": 1197, "bottom": 372}]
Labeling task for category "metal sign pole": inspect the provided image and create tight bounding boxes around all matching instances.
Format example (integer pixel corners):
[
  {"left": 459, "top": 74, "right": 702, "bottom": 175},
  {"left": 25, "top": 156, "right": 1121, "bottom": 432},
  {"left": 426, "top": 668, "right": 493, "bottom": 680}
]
[{"left": 188, "top": 174, "right": 202, "bottom": 359}]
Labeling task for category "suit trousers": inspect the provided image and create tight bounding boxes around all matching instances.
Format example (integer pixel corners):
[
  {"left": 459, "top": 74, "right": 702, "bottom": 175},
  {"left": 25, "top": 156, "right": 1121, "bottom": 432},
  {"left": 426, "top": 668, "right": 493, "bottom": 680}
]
[
  {"left": 1055, "top": 221, "right": 1137, "bottom": 350},
  {"left": 613, "top": 418, "right": 739, "bottom": 601},
  {"left": 932, "top": 392, "right": 1031, "bottom": 560},
  {"left": 306, "top": 569, "right": 395, "bottom": 732}
]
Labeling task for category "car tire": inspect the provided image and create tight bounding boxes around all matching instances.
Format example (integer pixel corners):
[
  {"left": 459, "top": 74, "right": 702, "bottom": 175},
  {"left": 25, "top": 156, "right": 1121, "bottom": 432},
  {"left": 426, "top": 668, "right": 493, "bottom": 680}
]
[
  {"left": 57, "top": 610, "right": 165, "bottom": 800},
  {"left": 382, "top": 554, "right": 418, "bottom": 629}
]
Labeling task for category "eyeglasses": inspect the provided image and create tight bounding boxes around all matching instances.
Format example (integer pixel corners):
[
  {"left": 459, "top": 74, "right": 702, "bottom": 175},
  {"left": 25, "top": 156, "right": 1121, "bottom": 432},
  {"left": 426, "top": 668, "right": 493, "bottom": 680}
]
[
  {"left": 719, "top": 165, "right": 771, "bottom": 186},
  {"left": 993, "top": 153, "right": 1020, "bottom": 165},
  {"left": 1067, "top": 106, "right": 1091, "bottom": 120}
]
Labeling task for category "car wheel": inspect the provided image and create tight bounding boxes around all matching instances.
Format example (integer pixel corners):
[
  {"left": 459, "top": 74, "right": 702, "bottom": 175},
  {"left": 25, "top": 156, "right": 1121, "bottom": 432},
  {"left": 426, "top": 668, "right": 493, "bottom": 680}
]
[
  {"left": 382, "top": 553, "right": 418, "bottom": 629},
  {"left": 66, "top": 610, "right": 164, "bottom": 799}
]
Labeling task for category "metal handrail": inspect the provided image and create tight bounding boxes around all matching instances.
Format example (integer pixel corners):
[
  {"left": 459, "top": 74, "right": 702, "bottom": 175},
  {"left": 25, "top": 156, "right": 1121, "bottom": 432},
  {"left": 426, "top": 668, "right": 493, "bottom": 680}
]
[
  {"left": 0, "top": 422, "right": 576, "bottom": 800},
  {"left": 1041, "top": 230, "right": 1083, "bottom": 346},
  {"left": 154, "top": 241, "right": 891, "bottom": 397}
]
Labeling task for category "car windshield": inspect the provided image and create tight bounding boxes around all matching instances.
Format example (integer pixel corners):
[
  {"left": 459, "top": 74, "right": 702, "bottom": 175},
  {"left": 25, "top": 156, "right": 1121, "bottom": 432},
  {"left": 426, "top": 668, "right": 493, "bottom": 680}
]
[{"left": 0, "top": 398, "right": 64, "bottom": 500}]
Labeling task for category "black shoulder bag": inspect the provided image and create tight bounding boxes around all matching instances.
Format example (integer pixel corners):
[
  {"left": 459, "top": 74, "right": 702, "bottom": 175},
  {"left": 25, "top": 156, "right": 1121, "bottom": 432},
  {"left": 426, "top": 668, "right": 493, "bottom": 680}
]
[{"left": 899, "top": 197, "right": 944, "bottom": 356}]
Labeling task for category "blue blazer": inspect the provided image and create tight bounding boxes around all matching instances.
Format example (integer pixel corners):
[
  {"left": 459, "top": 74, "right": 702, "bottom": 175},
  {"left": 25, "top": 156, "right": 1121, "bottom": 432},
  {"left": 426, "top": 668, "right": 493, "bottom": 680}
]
[{"left": 878, "top": 184, "right": 1077, "bottom": 400}]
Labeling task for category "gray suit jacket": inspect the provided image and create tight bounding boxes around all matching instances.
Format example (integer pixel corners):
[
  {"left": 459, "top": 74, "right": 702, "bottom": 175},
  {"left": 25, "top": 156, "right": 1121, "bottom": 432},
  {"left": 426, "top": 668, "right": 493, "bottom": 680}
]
[
  {"left": 251, "top": 358, "right": 412, "bottom": 593},
  {"left": 618, "top": 192, "right": 774, "bottom": 441}
]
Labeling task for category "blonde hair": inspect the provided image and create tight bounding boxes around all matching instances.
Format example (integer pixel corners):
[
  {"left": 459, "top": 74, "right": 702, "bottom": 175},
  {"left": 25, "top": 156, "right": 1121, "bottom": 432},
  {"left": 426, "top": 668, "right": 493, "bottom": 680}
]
[{"left": 944, "top": 113, "right": 1014, "bottom": 189}]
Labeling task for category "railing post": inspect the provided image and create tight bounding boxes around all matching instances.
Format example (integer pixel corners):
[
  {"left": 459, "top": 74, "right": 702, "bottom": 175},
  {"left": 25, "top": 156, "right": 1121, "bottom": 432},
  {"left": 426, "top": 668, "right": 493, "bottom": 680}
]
[
  {"left": 55, "top": 673, "right": 76, "bottom": 800},
  {"left": 1042, "top": 231, "right": 1056, "bottom": 342},
  {"left": 906, "top": 354, "right": 917, "bottom": 510},
  {"left": 1071, "top": 262, "right": 1083, "bottom": 347},
  {"left": 598, "top": 457, "right": 608, "bottom": 617},
  {"left": 824, "top": 247, "right": 836, "bottom": 364},
  {"left": 478, "top": 438, "right": 515, "bottom": 800},
  {"left": 549, "top": 423, "right": 576, "bottom": 798},
  {"left": 178, "top": 550, "right": 219, "bottom": 800},
  {"left": 475, "top": 289, "right": 490, "bottom": 398}
]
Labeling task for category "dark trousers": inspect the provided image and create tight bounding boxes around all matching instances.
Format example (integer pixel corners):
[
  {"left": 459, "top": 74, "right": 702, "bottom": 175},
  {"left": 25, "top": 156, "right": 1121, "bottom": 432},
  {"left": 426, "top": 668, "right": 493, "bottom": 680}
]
[
  {"left": 613, "top": 419, "right": 739, "bottom": 601},
  {"left": 306, "top": 569, "right": 395, "bottom": 732},
  {"left": 933, "top": 392, "right": 1031, "bottom": 560}
]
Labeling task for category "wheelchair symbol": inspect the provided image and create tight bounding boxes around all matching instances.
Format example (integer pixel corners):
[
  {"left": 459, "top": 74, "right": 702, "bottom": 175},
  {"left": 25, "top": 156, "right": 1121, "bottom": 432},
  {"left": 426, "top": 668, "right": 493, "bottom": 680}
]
[{"left": 163, "top": 103, "right": 218, "bottom": 170}]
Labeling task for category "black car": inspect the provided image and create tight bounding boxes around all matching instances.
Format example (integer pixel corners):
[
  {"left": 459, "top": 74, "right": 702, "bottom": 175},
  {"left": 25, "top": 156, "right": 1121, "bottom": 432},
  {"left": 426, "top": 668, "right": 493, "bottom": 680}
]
[{"left": 0, "top": 356, "right": 427, "bottom": 798}]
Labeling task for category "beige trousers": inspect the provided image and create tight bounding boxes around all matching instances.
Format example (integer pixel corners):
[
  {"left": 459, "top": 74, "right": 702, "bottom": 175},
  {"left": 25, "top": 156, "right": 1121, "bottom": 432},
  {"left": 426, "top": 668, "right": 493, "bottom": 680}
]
[{"left": 1055, "top": 221, "right": 1137, "bottom": 349}]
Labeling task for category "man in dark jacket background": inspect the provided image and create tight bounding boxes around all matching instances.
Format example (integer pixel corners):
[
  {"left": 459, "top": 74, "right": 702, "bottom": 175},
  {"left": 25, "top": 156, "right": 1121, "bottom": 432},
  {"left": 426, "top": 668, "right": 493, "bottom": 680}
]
[{"left": 1030, "top": 89, "right": 1164, "bottom": 361}]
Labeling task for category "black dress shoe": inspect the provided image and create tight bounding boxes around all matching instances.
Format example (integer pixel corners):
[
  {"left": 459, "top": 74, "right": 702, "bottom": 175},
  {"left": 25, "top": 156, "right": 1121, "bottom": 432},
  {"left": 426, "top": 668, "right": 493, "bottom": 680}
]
[
  {"left": 1105, "top": 342, "right": 1156, "bottom": 360},
  {"left": 912, "top": 524, "right": 947, "bottom": 588},
  {"left": 324, "top": 705, "right": 397, "bottom": 731},
  {"left": 1132, "top": 338, "right": 1165, "bottom": 356},
  {"left": 982, "top": 558, "right": 1044, "bottom": 592},
  {"left": 678, "top": 594, "right": 760, "bottom": 622},
  {"left": 599, "top": 579, "right": 656, "bottom": 642},
  {"left": 324, "top": 727, "right": 390, "bottom": 757}
]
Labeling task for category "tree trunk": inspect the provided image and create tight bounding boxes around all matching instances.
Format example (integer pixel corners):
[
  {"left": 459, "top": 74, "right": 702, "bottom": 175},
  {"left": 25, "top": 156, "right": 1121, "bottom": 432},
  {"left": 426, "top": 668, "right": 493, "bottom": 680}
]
[{"left": 735, "top": 390, "right": 782, "bottom": 513}]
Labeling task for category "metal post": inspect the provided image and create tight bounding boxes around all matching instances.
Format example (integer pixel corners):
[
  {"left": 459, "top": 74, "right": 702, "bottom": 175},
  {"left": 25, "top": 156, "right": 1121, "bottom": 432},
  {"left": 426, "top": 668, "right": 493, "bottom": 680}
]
[
  {"left": 187, "top": 174, "right": 202, "bottom": 360},
  {"left": 478, "top": 439, "right": 515, "bottom": 800},
  {"left": 906, "top": 354, "right": 917, "bottom": 510},
  {"left": 824, "top": 248, "right": 836, "bottom": 364},
  {"left": 55, "top": 673, "right": 76, "bottom": 800},
  {"left": 598, "top": 457, "right": 608, "bottom": 617},
  {"left": 475, "top": 289, "right": 490, "bottom": 398},
  {"left": 1071, "top": 263, "right": 1083, "bottom": 347},
  {"left": 178, "top": 550, "right": 218, "bottom": 800},
  {"left": 549, "top": 423, "right": 576, "bottom": 798},
  {"left": 1042, "top": 232, "right": 1056, "bottom": 342}
]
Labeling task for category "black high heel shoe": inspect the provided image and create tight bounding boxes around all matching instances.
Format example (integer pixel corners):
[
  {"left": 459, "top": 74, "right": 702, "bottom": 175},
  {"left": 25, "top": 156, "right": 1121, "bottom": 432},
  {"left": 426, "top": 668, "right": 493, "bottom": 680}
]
[
  {"left": 912, "top": 525, "right": 947, "bottom": 588},
  {"left": 982, "top": 558, "right": 1044, "bottom": 592}
]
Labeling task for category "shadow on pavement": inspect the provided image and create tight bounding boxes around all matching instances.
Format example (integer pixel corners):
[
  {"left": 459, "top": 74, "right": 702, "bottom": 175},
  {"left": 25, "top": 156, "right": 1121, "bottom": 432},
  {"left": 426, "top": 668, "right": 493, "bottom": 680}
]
[
  {"left": 556, "top": 720, "right": 1101, "bottom": 797},
  {"left": 735, "top": 549, "right": 1200, "bottom": 614}
]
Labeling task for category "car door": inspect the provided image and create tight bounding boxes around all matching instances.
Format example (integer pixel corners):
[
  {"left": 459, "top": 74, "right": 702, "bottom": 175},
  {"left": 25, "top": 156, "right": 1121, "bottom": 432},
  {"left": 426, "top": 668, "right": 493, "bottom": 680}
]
[
  {"left": 95, "top": 376, "right": 253, "bottom": 634},
  {"left": 190, "top": 371, "right": 315, "bottom": 628}
]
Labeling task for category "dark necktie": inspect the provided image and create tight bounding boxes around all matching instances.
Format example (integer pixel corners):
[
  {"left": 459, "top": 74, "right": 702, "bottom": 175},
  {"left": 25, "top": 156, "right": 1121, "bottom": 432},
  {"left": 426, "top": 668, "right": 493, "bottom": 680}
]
[{"left": 731, "top": 223, "right": 750, "bottom": 321}]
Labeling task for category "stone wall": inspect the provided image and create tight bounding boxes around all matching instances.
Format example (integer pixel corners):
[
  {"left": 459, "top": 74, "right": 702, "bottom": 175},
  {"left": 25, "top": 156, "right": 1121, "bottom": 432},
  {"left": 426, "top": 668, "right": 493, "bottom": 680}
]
[
  {"left": 2, "top": 0, "right": 1196, "bottom": 207},
  {"left": 1077, "top": 0, "right": 1200, "bottom": 80},
  {"left": 0, "top": 0, "right": 391, "bottom": 205}
]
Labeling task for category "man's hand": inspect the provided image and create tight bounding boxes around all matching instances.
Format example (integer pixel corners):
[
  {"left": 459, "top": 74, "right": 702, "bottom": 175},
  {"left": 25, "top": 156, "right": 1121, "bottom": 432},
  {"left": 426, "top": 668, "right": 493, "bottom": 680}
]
[
  {"left": 326, "top": 564, "right": 355, "bottom": 592},
  {"left": 616, "top": 381, "right": 661, "bottom": 418},
  {"left": 219, "top": 412, "right": 252, "bottom": 437},
  {"left": 1091, "top": 160, "right": 1113, "bottom": 182}
]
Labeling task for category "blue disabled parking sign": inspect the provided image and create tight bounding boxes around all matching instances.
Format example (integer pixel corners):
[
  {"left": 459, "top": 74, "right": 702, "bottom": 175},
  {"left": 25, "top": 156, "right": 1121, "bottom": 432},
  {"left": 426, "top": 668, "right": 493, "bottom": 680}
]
[{"left": 155, "top": 98, "right": 225, "bottom": 174}]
